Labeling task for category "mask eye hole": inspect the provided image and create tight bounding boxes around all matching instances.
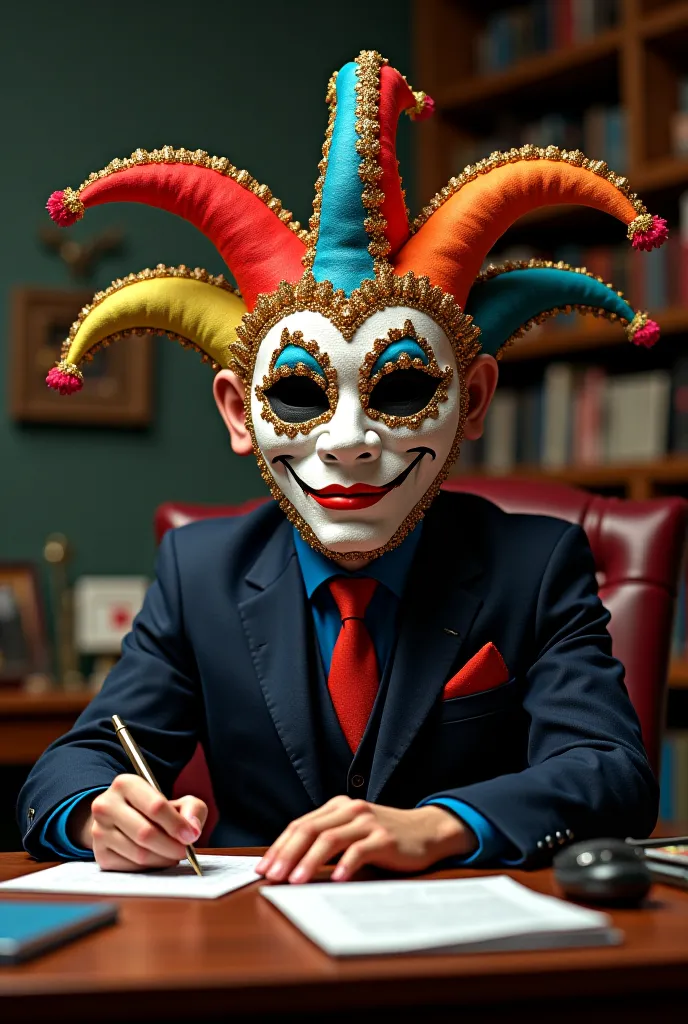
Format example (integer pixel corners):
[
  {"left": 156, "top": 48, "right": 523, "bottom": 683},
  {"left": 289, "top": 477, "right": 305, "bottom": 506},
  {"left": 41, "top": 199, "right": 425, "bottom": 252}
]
[
  {"left": 264, "top": 374, "right": 330, "bottom": 423},
  {"left": 255, "top": 329, "right": 338, "bottom": 437},
  {"left": 368, "top": 367, "right": 440, "bottom": 417},
  {"left": 360, "top": 321, "right": 454, "bottom": 430}
]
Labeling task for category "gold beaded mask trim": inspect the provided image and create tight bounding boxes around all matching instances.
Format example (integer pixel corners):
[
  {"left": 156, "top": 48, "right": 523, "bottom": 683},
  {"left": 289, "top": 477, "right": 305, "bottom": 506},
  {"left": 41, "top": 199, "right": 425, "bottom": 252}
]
[
  {"left": 359, "top": 320, "right": 454, "bottom": 430},
  {"left": 254, "top": 328, "right": 338, "bottom": 439},
  {"left": 248, "top": 304, "right": 467, "bottom": 561},
  {"left": 231, "top": 267, "right": 480, "bottom": 383}
]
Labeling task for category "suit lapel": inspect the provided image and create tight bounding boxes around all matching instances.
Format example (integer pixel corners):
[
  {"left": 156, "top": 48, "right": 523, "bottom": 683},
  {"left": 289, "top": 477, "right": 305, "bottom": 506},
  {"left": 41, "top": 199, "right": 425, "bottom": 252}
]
[
  {"left": 368, "top": 495, "right": 485, "bottom": 802},
  {"left": 237, "top": 520, "right": 324, "bottom": 808}
]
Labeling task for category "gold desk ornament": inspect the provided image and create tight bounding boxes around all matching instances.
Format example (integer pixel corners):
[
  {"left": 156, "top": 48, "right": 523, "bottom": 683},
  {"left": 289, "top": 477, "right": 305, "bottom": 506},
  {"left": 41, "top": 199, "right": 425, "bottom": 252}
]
[{"left": 43, "top": 533, "right": 84, "bottom": 691}]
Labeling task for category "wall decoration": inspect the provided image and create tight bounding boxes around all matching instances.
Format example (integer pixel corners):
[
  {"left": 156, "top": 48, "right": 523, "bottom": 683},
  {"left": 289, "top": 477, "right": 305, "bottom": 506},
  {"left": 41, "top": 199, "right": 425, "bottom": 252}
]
[
  {"left": 73, "top": 576, "right": 148, "bottom": 655},
  {"left": 0, "top": 564, "right": 50, "bottom": 687},
  {"left": 39, "top": 225, "right": 124, "bottom": 281},
  {"left": 9, "top": 287, "right": 153, "bottom": 426}
]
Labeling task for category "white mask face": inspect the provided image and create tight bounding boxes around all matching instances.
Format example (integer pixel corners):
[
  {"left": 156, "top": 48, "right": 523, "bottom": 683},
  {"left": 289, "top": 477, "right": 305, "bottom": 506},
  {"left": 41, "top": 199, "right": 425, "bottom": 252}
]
[{"left": 249, "top": 305, "right": 464, "bottom": 559}]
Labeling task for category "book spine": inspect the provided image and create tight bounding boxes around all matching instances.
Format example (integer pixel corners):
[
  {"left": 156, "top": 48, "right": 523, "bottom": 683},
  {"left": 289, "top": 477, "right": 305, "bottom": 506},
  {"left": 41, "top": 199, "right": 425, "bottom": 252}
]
[
  {"left": 659, "top": 736, "right": 675, "bottom": 821},
  {"left": 645, "top": 246, "right": 668, "bottom": 311},
  {"left": 576, "top": 367, "right": 606, "bottom": 465},
  {"left": 674, "top": 733, "right": 688, "bottom": 820},
  {"left": 542, "top": 364, "right": 574, "bottom": 467},
  {"left": 484, "top": 391, "right": 518, "bottom": 472}
]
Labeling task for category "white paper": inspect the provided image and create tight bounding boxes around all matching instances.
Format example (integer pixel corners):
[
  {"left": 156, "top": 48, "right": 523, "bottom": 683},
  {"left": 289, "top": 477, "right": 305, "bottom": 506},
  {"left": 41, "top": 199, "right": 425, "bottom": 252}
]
[
  {"left": 0, "top": 856, "right": 261, "bottom": 900},
  {"left": 261, "top": 875, "right": 620, "bottom": 956}
]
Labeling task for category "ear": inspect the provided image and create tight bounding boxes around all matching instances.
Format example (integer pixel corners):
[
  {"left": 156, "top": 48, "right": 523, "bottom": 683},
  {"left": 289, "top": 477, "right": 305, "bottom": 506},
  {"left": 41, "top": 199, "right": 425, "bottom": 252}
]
[
  {"left": 213, "top": 370, "right": 253, "bottom": 456},
  {"left": 462, "top": 354, "right": 499, "bottom": 441}
]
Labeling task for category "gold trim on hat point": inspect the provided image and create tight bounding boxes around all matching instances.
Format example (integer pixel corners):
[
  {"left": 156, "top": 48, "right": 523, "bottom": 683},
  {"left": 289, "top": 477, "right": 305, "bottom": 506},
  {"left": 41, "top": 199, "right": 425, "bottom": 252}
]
[
  {"left": 359, "top": 319, "right": 453, "bottom": 430},
  {"left": 59, "top": 264, "right": 238, "bottom": 366},
  {"left": 411, "top": 145, "right": 649, "bottom": 236},
  {"left": 302, "top": 75, "right": 338, "bottom": 271},
  {"left": 254, "top": 327, "right": 338, "bottom": 439},
  {"left": 67, "top": 147, "right": 308, "bottom": 240},
  {"left": 304, "top": 50, "right": 392, "bottom": 273},
  {"left": 475, "top": 259, "right": 630, "bottom": 359}
]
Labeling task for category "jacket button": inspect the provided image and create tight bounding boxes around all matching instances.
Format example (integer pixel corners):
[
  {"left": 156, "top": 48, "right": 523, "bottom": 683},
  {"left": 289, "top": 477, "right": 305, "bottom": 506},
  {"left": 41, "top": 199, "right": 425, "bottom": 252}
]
[
  {"left": 351, "top": 774, "right": 365, "bottom": 789},
  {"left": 555, "top": 831, "right": 565, "bottom": 844},
  {"left": 566, "top": 829, "right": 574, "bottom": 840},
  {"left": 545, "top": 835, "right": 554, "bottom": 848},
  {"left": 537, "top": 840, "right": 544, "bottom": 850},
  {"left": 28, "top": 807, "right": 35, "bottom": 823}
]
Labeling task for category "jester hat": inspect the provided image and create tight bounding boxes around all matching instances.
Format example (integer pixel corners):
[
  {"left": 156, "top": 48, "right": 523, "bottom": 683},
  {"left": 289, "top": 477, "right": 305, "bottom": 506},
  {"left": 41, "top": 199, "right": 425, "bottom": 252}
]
[{"left": 46, "top": 49, "right": 665, "bottom": 398}]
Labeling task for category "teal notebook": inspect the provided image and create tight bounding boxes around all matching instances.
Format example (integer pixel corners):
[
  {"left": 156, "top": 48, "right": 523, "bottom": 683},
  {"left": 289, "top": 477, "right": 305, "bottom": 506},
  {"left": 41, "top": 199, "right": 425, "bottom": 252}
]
[{"left": 0, "top": 901, "right": 118, "bottom": 964}]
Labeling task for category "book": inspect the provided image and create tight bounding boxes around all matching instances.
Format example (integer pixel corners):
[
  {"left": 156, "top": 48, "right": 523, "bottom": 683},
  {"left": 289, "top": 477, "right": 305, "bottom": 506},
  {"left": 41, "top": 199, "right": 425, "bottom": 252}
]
[
  {"left": 0, "top": 901, "right": 118, "bottom": 964},
  {"left": 669, "top": 357, "right": 688, "bottom": 453},
  {"left": 573, "top": 366, "right": 606, "bottom": 465},
  {"left": 517, "top": 385, "right": 544, "bottom": 465},
  {"left": 675, "top": 733, "right": 688, "bottom": 820},
  {"left": 260, "top": 875, "right": 620, "bottom": 957},
  {"left": 604, "top": 371, "right": 671, "bottom": 463},
  {"left": 660, "top": 736, "right": 675, "bottom": 821},
  {"left": 542, "top": 364, "right": 575, "bottom": 468},
  {"left": 483, "top": 390, "right": 518, "bottom": 472}
]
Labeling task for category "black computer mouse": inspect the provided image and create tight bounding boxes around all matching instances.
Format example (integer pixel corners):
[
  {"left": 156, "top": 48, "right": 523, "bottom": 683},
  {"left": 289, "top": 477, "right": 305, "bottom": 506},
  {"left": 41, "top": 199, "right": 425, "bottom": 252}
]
[{"left": 553, "top": 837, "right": 652, "bottom": 906}]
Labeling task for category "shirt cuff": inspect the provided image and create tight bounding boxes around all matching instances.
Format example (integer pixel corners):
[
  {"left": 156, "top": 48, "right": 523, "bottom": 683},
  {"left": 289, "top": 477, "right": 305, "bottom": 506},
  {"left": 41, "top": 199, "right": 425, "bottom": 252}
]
[
  {"left": 40, "top": 787, "right": 107, "bottom": 860},
  {"left": 420, "top": 797, "right": 510, "bottom": 866}
]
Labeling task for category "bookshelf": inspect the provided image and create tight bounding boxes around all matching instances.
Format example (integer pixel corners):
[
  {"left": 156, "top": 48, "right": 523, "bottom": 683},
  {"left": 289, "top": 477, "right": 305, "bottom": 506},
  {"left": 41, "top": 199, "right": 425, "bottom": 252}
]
[{"left": 413, "top": 0, "right": 688, "bottom": 702}]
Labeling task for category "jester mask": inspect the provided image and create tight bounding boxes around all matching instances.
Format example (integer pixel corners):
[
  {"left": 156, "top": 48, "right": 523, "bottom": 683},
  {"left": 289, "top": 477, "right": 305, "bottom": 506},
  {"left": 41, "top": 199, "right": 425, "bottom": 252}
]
[{"left": 47, "top": 51, "right": 665, "bottom": 561}]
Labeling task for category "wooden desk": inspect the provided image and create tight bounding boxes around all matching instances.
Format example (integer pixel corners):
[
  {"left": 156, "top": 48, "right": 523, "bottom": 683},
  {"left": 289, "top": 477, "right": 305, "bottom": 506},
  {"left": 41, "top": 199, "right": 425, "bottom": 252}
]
[
  {"left": 1, "top": 850, "right": 687, "bottom": 1023},
  {"left": 0, "top": 692, "right": 90, "bottom": 764}
]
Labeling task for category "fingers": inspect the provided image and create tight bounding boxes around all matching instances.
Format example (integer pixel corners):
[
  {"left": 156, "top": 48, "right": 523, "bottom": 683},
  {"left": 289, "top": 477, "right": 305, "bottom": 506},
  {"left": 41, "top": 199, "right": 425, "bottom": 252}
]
[
  {"left": 111, "top": 775, "right": 198, "bottom": 844},
  {"left": 331, "top": 830, "right": 391, "bottom": 882},
  {"left": 258, "top": 798, "right": 367, "bottom": 882},
  {"left": 93, "top": 821, "right": 185, "bottom": 872},
  {"left": 93, "top": 798, "right": 188, "bottom": 861},
  {"left": 287, "top": 816, "right": 375, "bottom": 883},
  {"left": 89, "top": 774, "right": 197, "bottom": 873},
  {"left": 170, "top": 795, "right": 208, "bottom": 839}
]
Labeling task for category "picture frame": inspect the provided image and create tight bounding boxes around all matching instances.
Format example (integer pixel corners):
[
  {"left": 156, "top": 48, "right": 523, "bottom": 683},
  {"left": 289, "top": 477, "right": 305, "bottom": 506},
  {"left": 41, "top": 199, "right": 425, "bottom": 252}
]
[
  {"left": 9, "top": 287, "right": 153, "bottom": 426},
  {"left": 0, "top": 564, "right": 50, "bottom": 687},
  {"left": 73, "top": 576, "right": 149, "bottom": 655}
]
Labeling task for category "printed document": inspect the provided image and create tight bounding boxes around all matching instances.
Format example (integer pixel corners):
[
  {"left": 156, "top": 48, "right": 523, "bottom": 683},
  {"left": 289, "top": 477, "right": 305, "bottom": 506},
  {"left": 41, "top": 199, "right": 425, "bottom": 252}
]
[
  {"left": 261, "top": 874, "right": 620, "bottom": 956},
  {"left": 0, "top": 856, "right": 261, "bottom": 900}
]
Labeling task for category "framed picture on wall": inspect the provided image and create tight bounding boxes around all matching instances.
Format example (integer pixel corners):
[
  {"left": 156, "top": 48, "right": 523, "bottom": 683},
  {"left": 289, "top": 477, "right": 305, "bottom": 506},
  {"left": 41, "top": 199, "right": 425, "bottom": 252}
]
[
  {"left": 9, "top": 287, "right": 153, "bottom": 426},
  {"left": 0, "top": 564, "right": 49, "bottom": 687}
]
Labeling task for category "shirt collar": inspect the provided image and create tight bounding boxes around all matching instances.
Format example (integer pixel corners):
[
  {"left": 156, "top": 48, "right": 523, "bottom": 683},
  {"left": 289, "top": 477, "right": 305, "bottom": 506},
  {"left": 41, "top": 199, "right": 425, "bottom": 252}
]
[{"left": 293, "top": 523, "right": 423, "bottom": 601}]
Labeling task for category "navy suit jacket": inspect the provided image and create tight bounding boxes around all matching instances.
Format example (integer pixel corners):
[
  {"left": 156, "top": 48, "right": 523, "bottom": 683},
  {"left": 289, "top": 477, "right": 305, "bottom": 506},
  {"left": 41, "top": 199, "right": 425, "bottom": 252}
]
[{"left": 18, "top": 492, "right": 658, "bottom": 865}]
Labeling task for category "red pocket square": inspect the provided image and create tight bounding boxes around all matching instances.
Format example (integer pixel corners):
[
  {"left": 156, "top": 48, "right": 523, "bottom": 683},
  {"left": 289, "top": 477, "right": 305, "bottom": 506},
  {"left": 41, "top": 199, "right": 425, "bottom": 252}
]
[{"left": 442, "top": 642, "right": 510, "bottom": 701}]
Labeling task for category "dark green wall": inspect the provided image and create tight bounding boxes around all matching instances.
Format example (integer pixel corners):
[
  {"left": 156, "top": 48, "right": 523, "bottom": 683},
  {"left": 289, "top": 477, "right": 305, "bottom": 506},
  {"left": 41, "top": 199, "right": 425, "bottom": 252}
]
[{"left": 0, "top": 2, "right": 413, "bottom": 584}]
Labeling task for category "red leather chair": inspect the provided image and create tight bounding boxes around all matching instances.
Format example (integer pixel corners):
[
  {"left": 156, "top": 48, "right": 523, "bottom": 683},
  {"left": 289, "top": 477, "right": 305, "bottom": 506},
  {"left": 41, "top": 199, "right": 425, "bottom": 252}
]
[{"left": 158, "top": 480, "right": 688, "bottom": 841}]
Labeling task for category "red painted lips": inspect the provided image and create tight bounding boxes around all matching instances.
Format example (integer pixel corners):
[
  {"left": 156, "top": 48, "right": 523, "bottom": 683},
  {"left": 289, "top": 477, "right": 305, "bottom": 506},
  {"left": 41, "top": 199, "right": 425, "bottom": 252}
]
[{"left": 310, "top": 483, "right": 389, "bottom": 510}]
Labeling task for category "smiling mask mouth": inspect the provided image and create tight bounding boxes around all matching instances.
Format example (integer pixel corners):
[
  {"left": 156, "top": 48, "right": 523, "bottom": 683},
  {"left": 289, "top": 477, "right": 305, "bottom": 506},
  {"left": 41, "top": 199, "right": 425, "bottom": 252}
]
[{"left": 272, "top": 447, "right": 436, "bottom": 510}]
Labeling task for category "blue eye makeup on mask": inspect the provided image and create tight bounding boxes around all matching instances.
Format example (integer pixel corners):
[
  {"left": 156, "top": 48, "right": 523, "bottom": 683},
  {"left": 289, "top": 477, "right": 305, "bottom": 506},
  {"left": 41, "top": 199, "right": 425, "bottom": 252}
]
[
  {"left": 370, "top": 337, "right": 429, "bottom": 377},
  {"left": 274, "top": 344, "right": 326, "bottom": 380}
]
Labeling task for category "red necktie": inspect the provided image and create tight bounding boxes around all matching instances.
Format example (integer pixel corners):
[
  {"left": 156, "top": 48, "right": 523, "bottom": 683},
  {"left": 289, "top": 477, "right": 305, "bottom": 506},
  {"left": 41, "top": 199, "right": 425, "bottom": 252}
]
[{"left": 327, "top": 577, "right": 379, "bottom": 753}]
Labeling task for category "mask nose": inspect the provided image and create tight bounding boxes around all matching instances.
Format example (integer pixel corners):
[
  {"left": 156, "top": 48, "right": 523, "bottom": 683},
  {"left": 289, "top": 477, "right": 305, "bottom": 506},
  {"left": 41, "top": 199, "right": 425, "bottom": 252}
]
[{"left": 316, "top": 401, "right": 382, "bottom": 465}]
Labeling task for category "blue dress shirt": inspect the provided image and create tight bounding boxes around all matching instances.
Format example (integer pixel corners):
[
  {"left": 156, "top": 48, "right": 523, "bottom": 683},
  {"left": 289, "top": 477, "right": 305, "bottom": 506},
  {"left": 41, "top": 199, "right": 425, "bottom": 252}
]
[{"left": 44, "top": 525, "right": 512, "bottom": 864}]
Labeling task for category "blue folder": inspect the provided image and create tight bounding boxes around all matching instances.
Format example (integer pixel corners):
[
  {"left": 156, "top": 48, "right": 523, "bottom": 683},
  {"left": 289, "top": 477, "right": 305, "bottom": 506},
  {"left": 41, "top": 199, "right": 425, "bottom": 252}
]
[{"left": 0, "top": 901, "right": 118, "bottom": 964}]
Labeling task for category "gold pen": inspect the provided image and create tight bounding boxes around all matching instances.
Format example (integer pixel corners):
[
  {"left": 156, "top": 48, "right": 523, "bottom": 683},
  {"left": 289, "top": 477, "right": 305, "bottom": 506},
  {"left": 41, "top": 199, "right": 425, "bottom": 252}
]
[{"left": 111, "top": 714, "right": 203, "bottom": 877}]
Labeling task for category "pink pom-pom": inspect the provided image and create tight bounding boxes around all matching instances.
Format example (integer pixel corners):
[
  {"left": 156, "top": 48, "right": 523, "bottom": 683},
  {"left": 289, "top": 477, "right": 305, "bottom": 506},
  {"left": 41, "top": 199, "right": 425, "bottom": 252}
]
[
  {"left": 630, "top": 319, "right": 661, "bottom": 348},
  {"left": 631, "top": 215, "right": 668, "bottom": 252},
  {"left": 413, "top": 94, "right": 435, "bottom": 121},
  {"left": 46, "top": 367, "right": 83, "bottom": 394},
  {"left": 46, "top": 190, "right": 81, "bottom": 227}
]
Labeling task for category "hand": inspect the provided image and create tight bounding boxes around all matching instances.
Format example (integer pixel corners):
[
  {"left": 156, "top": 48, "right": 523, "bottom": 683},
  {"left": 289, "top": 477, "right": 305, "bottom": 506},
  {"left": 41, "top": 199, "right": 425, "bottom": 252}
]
[
  {"left": 70, "top": 775, "right": 208, "bottom": 872},
  {"left": 255, "top": 796, "right": 477, "bottom": 884}
]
